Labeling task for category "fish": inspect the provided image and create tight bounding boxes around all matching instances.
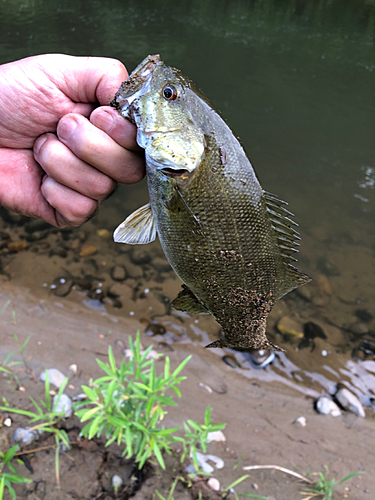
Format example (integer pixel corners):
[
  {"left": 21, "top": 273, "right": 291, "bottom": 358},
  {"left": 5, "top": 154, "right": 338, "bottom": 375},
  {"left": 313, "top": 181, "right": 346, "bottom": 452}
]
[{"left": 111, "top": 54, "right": 311, "bottom": 351}]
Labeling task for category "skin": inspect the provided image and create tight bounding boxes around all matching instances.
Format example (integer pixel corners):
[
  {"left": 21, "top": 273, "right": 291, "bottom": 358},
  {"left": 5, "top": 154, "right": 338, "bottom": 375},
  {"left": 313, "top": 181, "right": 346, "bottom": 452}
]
[{"left": 0, "top": 54, "right": 145, "bottom": 227}]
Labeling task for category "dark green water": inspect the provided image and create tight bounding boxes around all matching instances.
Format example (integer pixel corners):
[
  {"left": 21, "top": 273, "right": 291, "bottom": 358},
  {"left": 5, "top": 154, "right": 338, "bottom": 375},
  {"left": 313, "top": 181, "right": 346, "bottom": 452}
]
[{"left": 1, "top": 0, "right": 375, "bottom": 401}]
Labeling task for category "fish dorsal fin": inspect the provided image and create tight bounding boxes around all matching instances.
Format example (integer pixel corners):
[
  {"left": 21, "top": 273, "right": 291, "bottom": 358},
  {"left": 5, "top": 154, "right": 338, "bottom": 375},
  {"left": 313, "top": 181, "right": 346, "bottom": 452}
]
[
  {"left": 113, "top": 203, "right": 156, "bottom": 245},
  {"left": 171, "top": 285, "right": 208, "bottom": 314},
  {"left": 264, "top": 191, "right": 311, "bottom": 291}
]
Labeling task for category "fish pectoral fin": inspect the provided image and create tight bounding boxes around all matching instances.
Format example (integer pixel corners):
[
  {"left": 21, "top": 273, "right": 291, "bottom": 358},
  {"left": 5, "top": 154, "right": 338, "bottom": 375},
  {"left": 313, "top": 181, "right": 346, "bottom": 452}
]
[
  {"left": 113, "top": 203, "right": 156, "bottom": 245},
  {"left": 171, "top": 285, "right": 208, "bottom": 314}
]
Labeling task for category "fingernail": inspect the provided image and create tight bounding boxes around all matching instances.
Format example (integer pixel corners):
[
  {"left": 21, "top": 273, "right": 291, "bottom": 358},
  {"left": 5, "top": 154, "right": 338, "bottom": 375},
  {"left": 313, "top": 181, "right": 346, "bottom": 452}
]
[
  {"left": 94, "top": 109, "right": 115, "bottom": 133},
  {"left": 58, "top": 116, "right": 78, "bottom": 141},
  {"left": 34, "top": 135, "right": 47, "bottom": 155}
]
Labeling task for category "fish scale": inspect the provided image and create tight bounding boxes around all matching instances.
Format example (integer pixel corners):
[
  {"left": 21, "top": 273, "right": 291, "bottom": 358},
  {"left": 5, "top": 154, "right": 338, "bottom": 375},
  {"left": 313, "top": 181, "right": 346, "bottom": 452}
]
[{"left": 111, "top": 54, "right": 310, "bottom": 351}]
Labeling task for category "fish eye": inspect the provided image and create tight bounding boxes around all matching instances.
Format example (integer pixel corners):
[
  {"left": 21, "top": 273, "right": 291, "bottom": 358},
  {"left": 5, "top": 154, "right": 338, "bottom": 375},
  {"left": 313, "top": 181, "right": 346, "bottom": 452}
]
[{"left": 162, "top": 84, "right": 178, "bottom": 101}]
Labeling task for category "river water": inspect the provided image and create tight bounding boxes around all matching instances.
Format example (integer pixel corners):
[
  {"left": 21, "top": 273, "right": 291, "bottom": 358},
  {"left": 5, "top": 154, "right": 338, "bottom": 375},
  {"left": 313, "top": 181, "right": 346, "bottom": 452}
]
[{"left": 0, "top": 0, "right": 375, "bottom": 407}]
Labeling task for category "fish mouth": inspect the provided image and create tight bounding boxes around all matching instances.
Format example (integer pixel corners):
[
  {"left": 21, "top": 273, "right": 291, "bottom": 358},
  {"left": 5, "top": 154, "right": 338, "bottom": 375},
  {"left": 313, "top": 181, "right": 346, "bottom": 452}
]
[
  {"left": 111, "top": 55, "right": 162, "bottom": 118},
  {"left": 160, "top": 167, "right": 191, "bottom": 178}
]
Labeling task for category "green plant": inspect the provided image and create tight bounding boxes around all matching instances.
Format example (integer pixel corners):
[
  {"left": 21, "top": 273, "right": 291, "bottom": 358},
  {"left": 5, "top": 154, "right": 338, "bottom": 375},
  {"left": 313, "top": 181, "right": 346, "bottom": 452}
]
[
  {"left": 0, "top": 445, "right": 32, "bottom": 500},
  {"left": 0, "top": 336, "right": 30, "bottom": 388},
  {"left": 75, "top": 332, "right": 225, "bottom": 472},
  {"left": 300, "top": 465, "right": 365, "bottom": 500},
  {"left": 0, "top": 372, "right": 70, "bottom": 486}
]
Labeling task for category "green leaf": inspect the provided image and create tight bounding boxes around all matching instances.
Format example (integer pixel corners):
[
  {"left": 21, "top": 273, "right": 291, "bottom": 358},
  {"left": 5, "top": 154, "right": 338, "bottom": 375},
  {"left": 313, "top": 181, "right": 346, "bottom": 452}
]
[
  {"left": 80, "top": 406, "right": 101, "bottom": 422},
  {"left": 172, "top": 355, "right": 191, "bottom": 377},
  {"left": 2, "top": 474, "right": 32, "bottom": 484},
  {"left": 152, "top": 442, "right": 165, "bottom": 470},
  {"left": 81, "top": 385, "right": 99, "bottom": 401},
  {"left": 108, "top": 346, "right": 117, "bottom": 372}
]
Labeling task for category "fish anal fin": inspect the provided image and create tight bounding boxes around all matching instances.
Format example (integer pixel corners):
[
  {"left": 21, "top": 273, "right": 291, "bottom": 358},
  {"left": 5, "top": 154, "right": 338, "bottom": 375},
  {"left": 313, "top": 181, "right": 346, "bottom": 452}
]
[
  {"left": 113, "top": 203, "right": 156, "bottom": 245},
  {"left": 171, "top": 285, "right": 208, "bottom": 314}
]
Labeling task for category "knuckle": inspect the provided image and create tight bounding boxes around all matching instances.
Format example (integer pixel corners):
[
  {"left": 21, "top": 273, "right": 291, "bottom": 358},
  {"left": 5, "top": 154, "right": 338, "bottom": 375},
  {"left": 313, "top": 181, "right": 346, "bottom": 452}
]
[{"left": 90, "top": 175, "right": 116, "bottom": 200}]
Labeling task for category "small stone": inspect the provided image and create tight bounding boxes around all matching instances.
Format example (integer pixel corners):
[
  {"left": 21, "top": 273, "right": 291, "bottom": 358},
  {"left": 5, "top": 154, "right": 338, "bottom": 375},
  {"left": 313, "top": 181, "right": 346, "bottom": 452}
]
[
  {"left": 222, "top": 354, "right": 240, "bottom": 369},
  {"left": 71, "top": 238, "right": 81, "bottom": 250},
  {"left": 303, "top": 322, "right": 327, "bottom": 340},
  {"left": 349, "top": 322, "right": 369, "bottom": 335},
  {"left": 355, "top": 309, "right": 373, "bottom": 323},
  {"left": 53, "top": 394, "right": 72, "bottom": 418},
  {"left": 252, "top": 483, "right": 259, "bottom": 490},
  {"left": 25, "top": 219, "right": 51, "bottom": 233},
  {"left": 130, "top": 247, "right": 152, "bottom": 265},
  {"left": 14, "top": 427, "right": 41, "bottom": 446},
  {"left": 317, "top": 275, "right": 334, "bottom": 295},
  {"left": 336, "top": 388, "right": 365, "bottom": 417},
  {"left": 4, "top": 417, "right": 12, "bottom": 427},
  {"left": 110, "top": 265, "right": 127, "bottom": 282},
  {"left": 52, "top": 277, "right": 73, "bottom": 297},
  {"left": 144, "top": 322, "right": 166, "bottom": 337},
  {"left": 207, "top": 478, "right": 220, "bottom": 491},
  {"left": 40, "top": 368, "right": 68, "bottom": 388},
  {"left": 8, "top": 241, "right": 28, "bottom": 253},
  {"left": 82, "top": 298, "right": 106, "bottom": 312},
  {"left": 316, "top": 396, "right": 342, "bottom": 417},
  {"left": 316, "top": 256, "right": 340, "bottom": 276},
  {"left": 79, "top": 245, "right": 97, "bottom": 257},
  {"left": 207, "top": 431, "right": 226, "bottom": 443},
  {"left": 19, "top": 386, "right": 26, "bottom": 392},
  {"left": 198, "top": 382, "right": 213, "bottom": 394},
  {"left": 97, "top": 229, "right": 111, "bottom": 239},
  {"left": 69, "top": 364, "right": 78, "bottom": 374},
  {"left": 277, "top": 316, "right": 303, "bottom": 338},
  {"left": 293, "top": 416, "right": 307, "bottom": 427}
]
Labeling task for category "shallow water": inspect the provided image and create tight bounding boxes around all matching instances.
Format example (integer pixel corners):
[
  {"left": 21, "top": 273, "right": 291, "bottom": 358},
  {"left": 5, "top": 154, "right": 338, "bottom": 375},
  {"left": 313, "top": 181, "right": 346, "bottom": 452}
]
[{"left": 0, "top": 0, "right": 375, "bottom": 407}]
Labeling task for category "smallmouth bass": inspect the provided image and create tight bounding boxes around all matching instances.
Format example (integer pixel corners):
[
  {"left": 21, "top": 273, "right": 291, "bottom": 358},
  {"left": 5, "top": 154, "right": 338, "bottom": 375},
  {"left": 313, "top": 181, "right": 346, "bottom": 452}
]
[{"left": 111, "top": 55, "right": 310, "bottom": 351}]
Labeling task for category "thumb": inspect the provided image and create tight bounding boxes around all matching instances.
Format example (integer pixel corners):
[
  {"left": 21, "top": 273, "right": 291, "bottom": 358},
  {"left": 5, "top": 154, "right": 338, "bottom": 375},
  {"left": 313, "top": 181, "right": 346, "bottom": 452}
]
[{"left": 39, "top": 54, "right": 129, "bottom": 105}]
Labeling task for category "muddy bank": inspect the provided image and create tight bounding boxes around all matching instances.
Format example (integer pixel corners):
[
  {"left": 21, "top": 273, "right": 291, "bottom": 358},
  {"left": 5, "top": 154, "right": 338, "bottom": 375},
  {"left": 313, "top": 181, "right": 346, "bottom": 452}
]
[{"left": 0, "top": 282, "right": 374, "bottom": 499}]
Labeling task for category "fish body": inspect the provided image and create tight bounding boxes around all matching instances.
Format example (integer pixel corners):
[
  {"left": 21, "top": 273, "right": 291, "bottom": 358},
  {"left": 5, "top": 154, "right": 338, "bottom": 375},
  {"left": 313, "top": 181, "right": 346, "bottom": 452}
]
[{"left": 111, "top": 55, "right": 310, "bottom": 351}]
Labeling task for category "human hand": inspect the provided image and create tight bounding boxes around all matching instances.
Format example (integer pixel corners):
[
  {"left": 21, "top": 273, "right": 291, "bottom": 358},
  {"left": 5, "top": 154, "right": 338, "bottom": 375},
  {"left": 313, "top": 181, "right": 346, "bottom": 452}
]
[{"left": 0, "top": 54, "right": 145, "bottom": 227}]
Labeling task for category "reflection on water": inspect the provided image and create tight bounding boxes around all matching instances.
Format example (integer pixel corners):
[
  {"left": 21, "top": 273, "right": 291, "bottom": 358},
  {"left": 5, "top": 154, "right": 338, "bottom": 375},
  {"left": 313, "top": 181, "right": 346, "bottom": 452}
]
[{"left": 0, "top": 0, "right": 374, "bottom": 406}]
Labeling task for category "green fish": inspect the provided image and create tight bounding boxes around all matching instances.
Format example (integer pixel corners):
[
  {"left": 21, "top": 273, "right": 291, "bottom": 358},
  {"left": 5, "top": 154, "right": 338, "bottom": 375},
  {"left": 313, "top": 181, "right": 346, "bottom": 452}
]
[{"left": 111, "top": 55, "right": 310, "bottom": 351}]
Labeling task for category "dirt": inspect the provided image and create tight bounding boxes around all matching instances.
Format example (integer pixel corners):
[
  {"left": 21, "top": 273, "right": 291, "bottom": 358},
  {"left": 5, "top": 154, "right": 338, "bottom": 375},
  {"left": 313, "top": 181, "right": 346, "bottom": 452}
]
[{"left": 0, "top": 210, "right": 375, "bottom": 499}]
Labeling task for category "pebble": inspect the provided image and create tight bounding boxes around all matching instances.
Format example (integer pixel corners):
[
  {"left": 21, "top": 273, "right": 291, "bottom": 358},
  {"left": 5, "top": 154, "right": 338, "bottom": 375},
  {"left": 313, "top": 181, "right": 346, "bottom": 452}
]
[
  {"left": 316, "top": 396, "right": 342, "bottom": 417},
  {"left": 40, "top": 368, "right": 67, "bottom": 388},
  {"left": 131, "top": 247, "right": 152, "bottom": 265},
  {"left": 69, "top": 364, "right": 78, "bottom": 374},
  {"left": 53, "top": 394, "right": 73, "bottom": 418},
  {"left": 316, "top": 256, "right": 340, "bottom": 276},
  {"left": 8, "top": 241, "right": 28, "bottom": 253},
  {"left": 187, "top": 452, "right": 224, "bottom": 474},
  {"left": 207, "top": 478, "right": 220, "bottom": 491},
  {"left": 25, "top": 219, "right": 51, "bottom": 233},
  {"left": 79, "top": 245, "right": 97, "bottom": 257},
  {"left": 97, "top": 229, "right": 111, "bottom": 239},
  {"left": 277, "top": 316, "right": 303, "bottom": 338},
  {"left": 144, "top": 322, "right": 167, "bottom": 337},
  {"left": 124, "top": 348, "right": 159, "bottom": 360},
  {"left": 293, "top": 416, "right": 307, "bottom": 427},
  {"left": 349, "top": 322, "right": 369, "bottom": 335},
  {"left": 110, "top": 265, "right": 127, "bottom": 282},
  {"left": 52, "top": 277, "right": 73, "bottom": 297},
  {"left": 4, "top": 417, "right": 12, "bottom": 427},
  {"left": 336, "top": 388, "right": 365, "bottom": 418},
  {"left": 222, "top": 354, "right": 240, "bottom": 368},
  {"left": 303, "top": 321, "right": 327, "bottom": 340},
  {"left": 82, "top": 298, "right": 106, "bottom": 312},
  {"left": 207, "top": 430, "right": 226, "bottom": 443},
  {"left": 355, "top": 309, "right": 373, "bottom": 323},
  {"left": 14, "top": 427, "right": 41, "bottom": 446}
]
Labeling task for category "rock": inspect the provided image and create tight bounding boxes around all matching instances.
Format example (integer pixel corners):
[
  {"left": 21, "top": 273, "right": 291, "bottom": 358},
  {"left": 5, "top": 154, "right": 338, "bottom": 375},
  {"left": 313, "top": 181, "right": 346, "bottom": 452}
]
[
  {"left": 316, "top": 256, "right": 340, "bottom": 277},
  {"left": 303, "top": 322, "right": 327, "bottom": 340},
  {"left": 336, "top": 388, "right": 365, "bottom": 417},
  {"left": 277, "top": 316, "right": 303, "bottom": 338},
  {"left": 207, "top": 431, "right": 226, "bottom": 443},
  {"left": 82, "top": 298, "right": 106, "bottom": 312},
  {"left": 144, "top": 322, "right": 166, "bottom": 337},
  {"left": 26, "top": 230, "right": 49, "bottom": 242},
  {"left": 40, "top": 368, "right": 68, "bottom": 388},
  {"left": 8, "top": 241, "right": 28, "bottom": 253},
  {"left": 222, "top": 354, "right": 240, "bottom": 368},
  {"left": 316, "top": 396, "right": 342, "bottom": 417},
  {"left": 80, "top": 245, "right": 97, "bottom": 257},
  {"left": 355, "top": 309, "right": 373, "bottom": 323},
  {"left": 14, "top": 427, "right": 41, "bottom": 446},
  {"left": 49, "top": 247, "right": 68, "bottom": 258},
  {"left": 69, "top": 364, "right": 78, "bottom": 374},
  {"left": 130, "top": 247, "right": 152, "bottom": 265},
  {"left": 52, "top": 277, "right": 73, "bottom": 297},
  {"left": 293, "top": 416, "right": 307, "bottom": 427},
  {"left": 110, "top": 265, "right": 127, "bottom": 282},
  {"left": 246, "top": 349, "right": 275, "bottom": 369},
  {"left": 97, "top": 229, "right": 111, "bottom": 239},
  {"left": 208, "top": 478, "right": 220, "bottom": 491},
  {"left": 317, "top": 275, "right": 333, "bottom": 295},
  {"left": 349, "top": 322, "right": 369, "bottom": 335},
  {"left": 53, "top": 394, "right": 72, "bottom": 418}
]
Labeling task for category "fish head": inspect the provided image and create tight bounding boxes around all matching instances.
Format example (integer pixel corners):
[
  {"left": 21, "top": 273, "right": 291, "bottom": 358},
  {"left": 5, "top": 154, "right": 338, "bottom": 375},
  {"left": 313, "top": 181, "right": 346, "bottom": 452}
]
[{"left": 112, "top": 54, "right": 205, "bottom": 179}]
